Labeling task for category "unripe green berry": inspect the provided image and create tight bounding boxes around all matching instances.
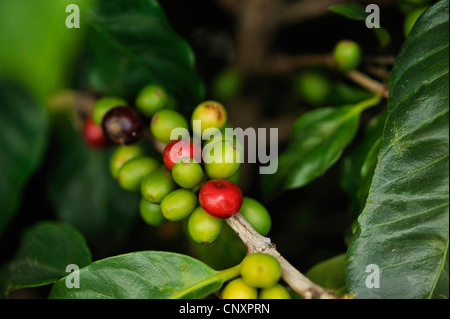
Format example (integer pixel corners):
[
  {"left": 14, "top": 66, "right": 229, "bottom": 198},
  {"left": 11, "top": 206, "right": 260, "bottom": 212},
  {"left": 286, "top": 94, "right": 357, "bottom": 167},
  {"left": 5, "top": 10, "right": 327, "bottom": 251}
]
[
  {"left": 188, "top": 207, "right": 223, "bottom": 245},
  {"left": 141, "top": 168, "right": 178, "bottom": 203},
  {"left": 403, "top": 7, "right": 428, "bottom": 37},
  {"left": 296, "top": 70, "right": 331, "bottom": 106},
  {"left": 333, "top": 40, "right": 362, "bottom": 72},
  {"left": 240, "top": 197, "right": 271, "bottom": 236},
  {"left": 240, "top": 253, "right": 281, "bottom": 288},
  {"left": 92, "top": 96, "right": 127, "bottom": 126},
  {"left": 109, "top": 144, "right": 144, "bottom": 178},
  {"left": 117, "top": 156, "right": 158, "bottom": 192},
  {"left": 212, "top": 68, "right": 243, "bottom": 101},
  {"left": 203, "top": 140, "right": 241, "bottom": 179},
  {"left": 139, "top": 198, "right": 166, "bottom": 226},
  {"left": 191, "top": 101, "right": 227, "bottom": 137},
  {"left": 160, "top": 189, "right": 197, "bottom": 221},
  {"left": 150, "top": 110, "right": 189, "bottom": 143},
  {"left": 221, "top": 278, "right": 257, "bottom": 299},
  {"left": 226, "top": 169, "right": 241, "bottom": 184},
  {"left": 172, "top": 157, "right": 204, "bottom": 189},
  {"left": 136, "top": 85, "right": 169, "bottom": 117},
  {"left": 259, "top": 284, "right": 292, "bottom": 299}
]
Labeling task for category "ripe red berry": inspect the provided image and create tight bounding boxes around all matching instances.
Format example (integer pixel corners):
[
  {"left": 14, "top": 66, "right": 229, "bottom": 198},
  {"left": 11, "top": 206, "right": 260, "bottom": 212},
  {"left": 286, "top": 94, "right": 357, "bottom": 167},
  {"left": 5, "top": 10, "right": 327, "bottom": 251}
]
[
  {"left": 102, "top": 106, "right": 143, "bottom": 145},
  {"left": 163, "top": 139, "right": 202, "bottom": 170},
  {"left": 199, "top": 179, "right": 243, "bottom": 219},
  {"left": 82, "top": 117, "right": 108, "bottom": 149}
]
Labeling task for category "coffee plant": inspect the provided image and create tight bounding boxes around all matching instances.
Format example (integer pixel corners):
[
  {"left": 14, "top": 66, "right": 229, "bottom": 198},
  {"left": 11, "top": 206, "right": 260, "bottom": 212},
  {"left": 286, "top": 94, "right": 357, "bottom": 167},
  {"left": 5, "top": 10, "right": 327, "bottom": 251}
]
[{"left": 0, "top": 0, "right": 448, "bottom": 301}]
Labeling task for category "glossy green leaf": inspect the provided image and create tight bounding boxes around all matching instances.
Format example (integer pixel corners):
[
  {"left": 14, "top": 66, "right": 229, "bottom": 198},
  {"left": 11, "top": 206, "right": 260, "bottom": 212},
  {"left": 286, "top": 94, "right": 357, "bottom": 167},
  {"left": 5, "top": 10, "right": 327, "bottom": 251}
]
[
  {"left": 49, "top": 251, "right": 239, "bottom": 299},
  {"left": 346, "top": 0, "right": 449, "bottom": 299},
  {"left": 262, "top": 95, "right": 381, "bottom": 196},
  {"left": 0, "top": 222, "right": 91, "bottom": 297},
  {"left": 306, "top": 254, "right": 346, "bottom": 291},
  {"left": 0, "top": 81, "right": 47, "bottom": 236},
  {"left": 86, "top": 0, "right": 205, "bottom": 110}
]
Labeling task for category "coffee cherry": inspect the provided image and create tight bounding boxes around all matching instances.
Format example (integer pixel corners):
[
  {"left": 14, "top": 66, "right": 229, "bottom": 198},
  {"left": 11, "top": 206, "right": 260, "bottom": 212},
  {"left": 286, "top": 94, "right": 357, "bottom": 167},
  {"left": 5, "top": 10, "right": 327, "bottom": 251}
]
[
  {"left": 109, "top": 144, "right": 144, "bottom": 178},
  {"left": 296, "top": 70, "right": 331, "bottom": 106},
  {"left": 141, "top": 168, "right": 178, "bottom": 203},
  {"left": 188, "top": 207, "right": 223, "bottom": 245},
  {"left": 163, "top": 139, "right": 202, "bottom": 170},
  {"left": 191, "top": 101, "right": 227, "bottom": 137},
  {"left": 199, "top": 179, "right": 243, "bottom": 219},
  {"left": 212, "top": 68, "right": 243, "bottom": 102},
  {"left": 92, "top": 96, "right": 128, "bottom": 126},
  {"left": 136, "top": 85, "right": 169, "bottom": 117},
  {"left": 150, "top": 110, "right": 189, "bottom": 144},
  {"left": 226, "top": 170, "right": 241, "bottom": 184},
  {"left": 259, "top": 284, "right": 292, "bottom": 299},
  {"left": 160, "top": 189, "right": 197, "bottom": 221},
  {"left": 82, "top": 117, "right": 108, "bottom": 150},
  {"left": 333, "top": 40, "right": 362, "bottom": 72},
  {"left": 139, "top": 198, "right": 166, "bottom": 226},
  {"left": 240, "top": 197, "right": 271, "bottom": 236},
  {"left": 203, "top": 140, "right": 241, "bottom": 179},
  {"left": 172, "top": 157, "right": 204, "bottom": 189},
  {"left": 117, "top": 156, "right": 158, "bottom": 191},
  {"left": 403, "top": 7, "right": 428, "bottom": 37},
  {"left": 102, "top": 106, "right": 143, "bottom": 145},
  {"left": 240, "top": 253, "right": 281, "bottom": 288},
  {"left": 221, "top": 278, "right": 257, "bottom": 299}
]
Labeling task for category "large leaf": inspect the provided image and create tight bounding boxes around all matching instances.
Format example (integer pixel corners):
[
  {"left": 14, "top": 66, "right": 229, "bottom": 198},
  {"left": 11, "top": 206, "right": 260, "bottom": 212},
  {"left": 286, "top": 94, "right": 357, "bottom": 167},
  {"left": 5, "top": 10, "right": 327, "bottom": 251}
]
[
  {"left": 0, "top": 222, "right": 91, "bottom": 297},
  {"left": 47, "top": 115, "right": 141, "bottom": 249},
  {"left": 346, "top": 0, "right": 449, "bottom": 299},
  {"left": 86, "top": 0, "right": 204, "bottom": 110},
  {"left": 49, "top": 251, "right": 239, "bottom": 299},
  {"left": 0, "top": 81, "right": 47, "bottom": 236},
  {"left": 262, "top": 95, "right": 381, "bottom": 196}
]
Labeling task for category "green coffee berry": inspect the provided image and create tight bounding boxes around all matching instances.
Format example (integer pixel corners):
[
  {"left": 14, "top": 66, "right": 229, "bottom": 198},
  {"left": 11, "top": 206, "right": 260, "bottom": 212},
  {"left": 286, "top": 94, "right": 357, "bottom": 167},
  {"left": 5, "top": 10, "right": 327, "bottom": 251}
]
[
  {"left": 141, "top": 168, "right": 178, "bottom": 203},
  {"left": 109, "top": 144, "right": 144, "bottom": 178},
  {"left": 403, "top": 7, "right": 428, "bottom": 37},
  {"left": 172, "top": 157, "right": 204, "bottom": 189},
  {"left": 226, "top": 169, "right": 241, "bottom": 184},
  {"left": 188, "top": 207, "right": 223, "bottom": 245},
  {"left": 240, "top": 253, "right": 281, "bottom": 288},
  {"left": 333, "top": 40, "right": 362, "bottom": 72},
  {"left": 92, "top": 96, "right": 127, "bottom": 126},
  {"left": 150, "top": 110, "right": 189, "bottom": 144},
  {"left": 259, "top": 284, "right": 292, "bottom": 299},
  {"left": 296, "top": 70, "right": 331, "bottom": 106},
  {"left": 203, "top": 140, "right": 241, "bottom": 179},
  {"left": 221, "top": 278, "right": 257, "bottom": 299},
  {"left": 160, "top": 189, "right": 197, "bottom": 221},
  {"left": 240, "top": 197, "right": 271, "bottom": 236},
  {"left": 191, "top": 101, "right": 227, "bottom": 136},
  {"left": 212, "top": 68, "right": 243, "bottom": 101},
  {"left": 117, "top": 156, "right": 158, "bottom": 192},
  {"left": 136, "top": 85, "right": 169, "bottom": 117},
  {"left": 139, "top": 198, "right": 166, "bottom": 226}
]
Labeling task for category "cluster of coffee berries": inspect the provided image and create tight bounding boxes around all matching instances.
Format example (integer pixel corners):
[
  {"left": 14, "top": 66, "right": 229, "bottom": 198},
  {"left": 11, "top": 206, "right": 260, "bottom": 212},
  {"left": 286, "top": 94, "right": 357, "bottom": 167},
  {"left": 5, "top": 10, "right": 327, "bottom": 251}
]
[
  {"left": 84, "top": 84, "right": 272, "bottom": 246},
  {"left": 221, "top": 253, "right": 291, "bottom": 299}
]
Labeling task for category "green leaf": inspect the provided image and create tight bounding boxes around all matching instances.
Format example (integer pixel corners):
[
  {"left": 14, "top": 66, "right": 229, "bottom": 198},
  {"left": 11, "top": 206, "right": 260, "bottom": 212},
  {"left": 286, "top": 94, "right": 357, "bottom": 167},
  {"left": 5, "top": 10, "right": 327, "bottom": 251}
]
[
  {"left": 86, "top": 0, "right": 205, "bottom": 111},
  {"left": 0, "top": 81, "right": 47, "bottom": 236},
  {"left": 0, "top": 0, "right": 93, "bottom": 101},
  {"left": 49, "top": 251, "right": 239, "bottom": 299},
  {"left": 329, "top": 3, "right": 367, "bottom": 21},
  {"left": 340, "top": 112, "right": 387, "bottom": 216},
  {"left": 262, "top": 95, "right": 381, "bottom": 196},
  {"left": 346, "top": 0, "right": 449, "bottom": 299},
  {"left": 328, "top": 3, "right": 391, "bottom": 49},
  {"left": 1, "top": 222, "right": 91, "bottom": 297},
  {"left": 46, "top": 115, "right": 140, "bottom": 243},
  {"left": 306, "top": 254, "right": 346, "bottom": 291}
]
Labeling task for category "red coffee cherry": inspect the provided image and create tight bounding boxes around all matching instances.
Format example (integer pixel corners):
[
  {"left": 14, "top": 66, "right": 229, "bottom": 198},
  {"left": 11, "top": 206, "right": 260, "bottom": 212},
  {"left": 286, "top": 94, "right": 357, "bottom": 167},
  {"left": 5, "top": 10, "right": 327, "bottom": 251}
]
[
  {"left": 199, "top": 179, "right": 243, "bottom": 219},
  {"left": 82, "top": 117, "right": 108, "bottom": 150},
  {"left": 162, "top": 139, "right": 202, "bottom": 170},
  {"left": 102, "top": 106, "right": 143, "bottom": 145}
]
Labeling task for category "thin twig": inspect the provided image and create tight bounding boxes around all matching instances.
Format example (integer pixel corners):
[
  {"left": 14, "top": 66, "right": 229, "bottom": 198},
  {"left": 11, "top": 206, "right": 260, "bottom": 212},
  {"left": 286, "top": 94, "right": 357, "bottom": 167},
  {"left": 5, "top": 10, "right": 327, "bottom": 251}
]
[
  {"left": 345, "top": 70, "right": 389, "bottom": 98},
  {"left": 227, "top": 213, "right": 336, "bottom": 299},
  {"left": 262, "top": 54, "right": 334, "bottom": 74},
  {"left": 281, "top": 0, "right": 348, "bottom": 24}
]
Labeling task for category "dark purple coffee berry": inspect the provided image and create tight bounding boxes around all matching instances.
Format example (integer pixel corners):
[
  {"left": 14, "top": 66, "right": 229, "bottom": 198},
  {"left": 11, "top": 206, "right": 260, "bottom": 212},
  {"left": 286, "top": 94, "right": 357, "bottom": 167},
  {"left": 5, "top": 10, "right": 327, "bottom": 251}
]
[{"left": 102, "top": 106, "right": 143, "bottom": 145}]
